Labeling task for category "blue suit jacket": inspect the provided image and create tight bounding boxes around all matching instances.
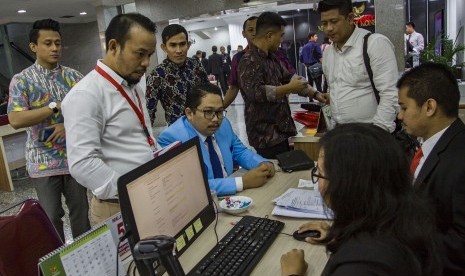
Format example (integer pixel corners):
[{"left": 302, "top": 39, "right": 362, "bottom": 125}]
[{"left": 158, "top": 116, "right": 268, "bottom": 196}]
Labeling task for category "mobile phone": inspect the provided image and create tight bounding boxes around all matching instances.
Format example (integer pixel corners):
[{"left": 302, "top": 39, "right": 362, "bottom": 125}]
[{"left": 38, "top": 128, "right": 54, "bottom": 142}]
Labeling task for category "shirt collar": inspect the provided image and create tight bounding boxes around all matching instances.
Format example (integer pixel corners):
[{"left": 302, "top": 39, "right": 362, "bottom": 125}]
[
  {"left": 96, "top": 60, "right": 132, "bottom": 87},
  {"left": 34, "top": 61, "right": 61, "bottom": 74},
  {"left": 163, "top": 58, "right": 189, "bottom": 70},
  {"left": 335, "top": 26, "right": 360, "bottom": 52},
  {"left": 419, "top": 125, "right": 449, "bottom": 160},
  {"left": 194, "top": 128, "right": 216, "bottom": 144},
  {"left": 250, "top": 44, "right": 273, "bottom": 58}
]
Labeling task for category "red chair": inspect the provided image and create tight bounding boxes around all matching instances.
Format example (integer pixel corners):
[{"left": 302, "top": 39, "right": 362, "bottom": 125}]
[
  {"left": 0, "top": 114, "right": 8, "bottom": 126},
  {"left": 0, "top": 199, "right": 63, "bottom": 276}
]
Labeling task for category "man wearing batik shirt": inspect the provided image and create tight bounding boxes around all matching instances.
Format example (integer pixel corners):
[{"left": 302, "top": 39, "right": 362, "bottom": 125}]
[
  {"left": 7, "top": 19, "right": 90, "bottom": 241},
  {"left": 239, "top": 12, "right": 327, "bottom": 159},
  {"left": 146, "top": 24, "right": 209, "bottom": 125}
]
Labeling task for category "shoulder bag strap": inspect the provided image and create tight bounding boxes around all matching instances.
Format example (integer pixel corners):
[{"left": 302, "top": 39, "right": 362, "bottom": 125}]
[{"left": 363, "top": 33, "right": 380, "bottom": 104}]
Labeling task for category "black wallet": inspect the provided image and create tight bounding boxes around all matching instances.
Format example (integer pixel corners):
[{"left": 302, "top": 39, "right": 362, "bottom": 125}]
[{"left": 276, "top": 150, "right": 315, "bottom": 172}]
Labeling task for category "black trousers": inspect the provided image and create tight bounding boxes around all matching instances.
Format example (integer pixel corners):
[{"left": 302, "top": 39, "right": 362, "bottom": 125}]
[{"left": 255, "top": 139, "right": 291, "bottom": 159}]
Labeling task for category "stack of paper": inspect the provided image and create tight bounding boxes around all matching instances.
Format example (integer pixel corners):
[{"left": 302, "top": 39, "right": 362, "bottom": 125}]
[{"left": 272, "top": 188, "right": 333, "bottom": 219}]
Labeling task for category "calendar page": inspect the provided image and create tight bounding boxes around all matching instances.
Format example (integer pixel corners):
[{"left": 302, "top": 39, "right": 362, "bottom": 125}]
[{"left": 59, "top": 225, "right": 124, "bottom": 276}]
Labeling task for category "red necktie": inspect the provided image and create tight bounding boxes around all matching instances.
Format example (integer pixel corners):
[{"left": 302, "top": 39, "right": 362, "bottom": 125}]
[{"left": 410, "top": 146, "right": 423, "bottom": 175}]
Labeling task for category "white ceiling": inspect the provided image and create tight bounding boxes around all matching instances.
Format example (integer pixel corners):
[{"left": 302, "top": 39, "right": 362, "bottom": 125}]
[
  {"left": 0, "top": 0, "right": 318, "bottom": 26},
  {"left": 0, "top": 0, "right": 134, "bottom": 25}
]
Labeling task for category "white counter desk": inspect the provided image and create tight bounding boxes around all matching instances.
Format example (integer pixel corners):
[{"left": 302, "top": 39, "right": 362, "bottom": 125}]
[{"left": 176, "top": 168, "right": 329, "bottom": 275}]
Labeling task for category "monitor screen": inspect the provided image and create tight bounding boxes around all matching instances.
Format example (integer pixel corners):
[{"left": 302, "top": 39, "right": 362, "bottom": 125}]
[
  {"left": 126, "top": 143, "right": 209, "bottom": 239},
  {"left": 117, "top": 137, "right": 215, "bottom": 275}
]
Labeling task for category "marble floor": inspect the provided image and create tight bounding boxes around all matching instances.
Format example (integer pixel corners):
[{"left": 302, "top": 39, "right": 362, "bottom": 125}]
[{"left": 0, "top": 93, "right": 309, "bottom": 242}]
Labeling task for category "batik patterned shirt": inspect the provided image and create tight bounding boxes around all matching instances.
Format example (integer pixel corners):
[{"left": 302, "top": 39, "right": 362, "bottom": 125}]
[
  {"left": 238, "top": 44, "right": 297, "bottom": 149},
  {"left": 146, "top": 57, "right": 209, "bottom": 125},
  {"left": 7, "top": 62, "right": 83, "bottom": 177}
]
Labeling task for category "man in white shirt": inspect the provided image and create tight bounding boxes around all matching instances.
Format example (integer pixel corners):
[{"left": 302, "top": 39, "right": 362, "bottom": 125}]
[
  {"left": 318, "top": 0, "right": 398, "bottom": 132},
  {"left": 397, "top": 63, "right": 465, "bottom": 276},
  {"left": 405, "top": 21, "right": 424, "bottom": 54},
  {"left": 62, "top": 13, "right": 157, "bottom": 224}
]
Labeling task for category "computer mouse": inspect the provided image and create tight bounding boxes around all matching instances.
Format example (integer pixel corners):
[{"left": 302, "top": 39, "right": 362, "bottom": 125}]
[{"left": 292, "top": 229, "right": 321, "bottom": 241}]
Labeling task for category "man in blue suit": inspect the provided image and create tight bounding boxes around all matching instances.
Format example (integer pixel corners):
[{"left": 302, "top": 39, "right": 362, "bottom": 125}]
[{"left": 158, "top": 83, "right": 275, "bottom": 196}]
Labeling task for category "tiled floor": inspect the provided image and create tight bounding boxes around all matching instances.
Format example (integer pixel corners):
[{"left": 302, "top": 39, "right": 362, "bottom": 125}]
[{"left": 0, "top": 92, "right": 309, "bottom": 242}]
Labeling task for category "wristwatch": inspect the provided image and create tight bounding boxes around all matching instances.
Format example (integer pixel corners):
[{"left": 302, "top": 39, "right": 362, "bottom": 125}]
[
  {"left": 313, "top": 91, "right": 321, "bottom": 99},
  {"left": 48, "top": 102, "right": 59, "bottom": 113}
]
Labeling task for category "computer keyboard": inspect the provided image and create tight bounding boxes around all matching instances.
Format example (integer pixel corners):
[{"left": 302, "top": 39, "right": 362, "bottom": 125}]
[{"left": 188, "top": 216, "right": 284, "bottom": 276}]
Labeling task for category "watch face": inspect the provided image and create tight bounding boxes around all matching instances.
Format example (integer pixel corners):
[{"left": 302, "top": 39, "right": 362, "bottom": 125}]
[{"left": 49, "top": 102, "right": 57, "bottom": 109}]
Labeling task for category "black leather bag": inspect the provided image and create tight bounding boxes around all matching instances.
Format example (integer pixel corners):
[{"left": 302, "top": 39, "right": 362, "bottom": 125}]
[
  {"left": 308, "top": 63, "right": 323, "bottom": 79},
  {"left": 276, "top": 150, "right": 315, "bottom": 172}
]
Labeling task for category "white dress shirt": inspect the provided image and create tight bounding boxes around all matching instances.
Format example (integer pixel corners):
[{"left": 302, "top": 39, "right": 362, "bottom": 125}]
[
  {"left": 322, "top": 27, "right": 399, "bottom": 132},
  {"left": 413, "top": 126, "right": 449, "bottom": 179},
  {"left": 62, "top": 60, "right": 155, "bottom": 199},
  {"left": 405, "top": 31, "right": 425, "bottom": 53},
  {"left": 195, "top": 131, "right": 244, "bottom": 192}
]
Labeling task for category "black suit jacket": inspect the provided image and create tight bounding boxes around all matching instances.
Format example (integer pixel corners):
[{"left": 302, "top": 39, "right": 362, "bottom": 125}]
[
  {"left": 414, "top": 119, "right": 465, "bottom": 276},
  {"left": 207, "top": 53, "right": 222, "bottom": 75},
  {"left": 322, "top": 233, "right": 424, "bottom": 275}
]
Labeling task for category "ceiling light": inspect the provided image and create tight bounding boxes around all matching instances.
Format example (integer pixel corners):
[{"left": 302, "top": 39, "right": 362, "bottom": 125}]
[
  {"left": 17, "top": 10, "right": 26, "bottom": 13},
  {"left": 80, "top": 12, "right": 87, "bottom": 15},
  {"left": 214, "top": 27, "right": 218, "bottom": 31},
  {"left": 297, "top": 9, "right": 300, "bottom": 12}
]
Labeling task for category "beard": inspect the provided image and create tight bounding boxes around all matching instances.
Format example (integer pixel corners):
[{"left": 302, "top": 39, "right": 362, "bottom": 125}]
[{"left": 124, "top": 76, "right": 142, "bottom": 85}]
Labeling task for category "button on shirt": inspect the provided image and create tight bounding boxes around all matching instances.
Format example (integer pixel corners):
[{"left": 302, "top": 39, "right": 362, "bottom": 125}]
[
  {"left": 413, "top": 126, "right": 449, "bottom": 180},
  {"left": 62, "top": 60, "right": 155, "bottom": 199},
  {"left": 322, "top": 27, "right": 399, "bottom": 132},
  {"left": 8, "top": 62, "right": 83, "bottom": 177},
  {"left": 195, "top": 131, "right": 244, "bottom": 192}
]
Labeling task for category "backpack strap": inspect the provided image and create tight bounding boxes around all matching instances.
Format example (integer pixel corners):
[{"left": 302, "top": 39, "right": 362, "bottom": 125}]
[{"left": 363, "top": 33, "right": 380, "bottom": 104}]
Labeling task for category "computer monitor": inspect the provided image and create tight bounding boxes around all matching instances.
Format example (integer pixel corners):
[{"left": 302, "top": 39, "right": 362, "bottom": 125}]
[{"left": 117, "top": 137, "right": 215, "bottom": 275}]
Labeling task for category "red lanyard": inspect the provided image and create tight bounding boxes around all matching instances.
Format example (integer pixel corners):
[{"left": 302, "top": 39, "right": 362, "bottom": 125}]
[{"left": 95, "top": 65, "right": 155, "bottom": 149}]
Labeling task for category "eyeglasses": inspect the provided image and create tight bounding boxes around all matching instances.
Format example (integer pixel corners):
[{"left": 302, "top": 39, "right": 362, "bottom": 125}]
[
  {"left": 195, "top": 109, "right": 227, "bottom": 120},
  {"left": 311, "top": 166, "right": 328, "bottom": 183}
]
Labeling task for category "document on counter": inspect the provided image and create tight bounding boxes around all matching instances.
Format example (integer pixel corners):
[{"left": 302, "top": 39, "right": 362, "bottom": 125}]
[
  {"left": 272, "top": 188, "right": 333, "bottom": 219},
  {"left": 297, "top": 179, "right": 317, "bottom": 189}
]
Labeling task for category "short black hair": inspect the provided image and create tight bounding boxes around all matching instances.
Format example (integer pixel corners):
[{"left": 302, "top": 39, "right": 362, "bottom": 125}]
[
  {"left": 242, "top": 16, "right": 258, "bottom": 31},
  {"left": 318, "top": 0, "right": 353, "bottom": 16},
  {"left": 105, "top": 13, "right": 156, "bottom": 52},
  {"left": 185, "top": 83, "right": 223, "bottom": 110},
  {"left": 161, "top": 24, "right": 188, "bottom": 44},
  {"left": 212, "top": 46, "right": 217, "bottom": 52},
  {"left": 255, "top": 12, "right": 287, "bottom": 37},
  {"left": 406, "top": 21, "right": 415, "bottom": 28},
  {"left": 397, "top": 62, "right": 459, "bottom": 118},
  {"left": 29, "top": 18, "right": 61, "bottom": 44},
  {"left": 308, "top": 32, "right": 317, "bottom": 39}
]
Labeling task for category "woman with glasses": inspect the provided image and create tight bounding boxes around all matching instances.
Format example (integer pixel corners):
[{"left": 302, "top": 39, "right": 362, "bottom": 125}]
[{"left": 281, "top": 123, "right": 441, "bottom": 276}]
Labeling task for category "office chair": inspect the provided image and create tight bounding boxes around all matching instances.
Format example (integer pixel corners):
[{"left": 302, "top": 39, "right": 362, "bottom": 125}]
[{"left": 0, "top": 199, "right": 64, "bottom": 276}]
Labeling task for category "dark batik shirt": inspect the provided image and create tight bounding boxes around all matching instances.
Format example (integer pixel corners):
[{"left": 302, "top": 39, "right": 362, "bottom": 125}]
[
  {"left": 146, "top": 57, "right": 209, "bottom": 125},
  {"left": 238, "top": 44, "right": 297, "bottom": 149}
]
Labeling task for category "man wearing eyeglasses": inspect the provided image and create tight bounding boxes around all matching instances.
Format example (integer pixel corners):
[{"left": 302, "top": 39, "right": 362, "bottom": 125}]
[{"left": 158, "top": 83, "right": 275, "bottom": 196}]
